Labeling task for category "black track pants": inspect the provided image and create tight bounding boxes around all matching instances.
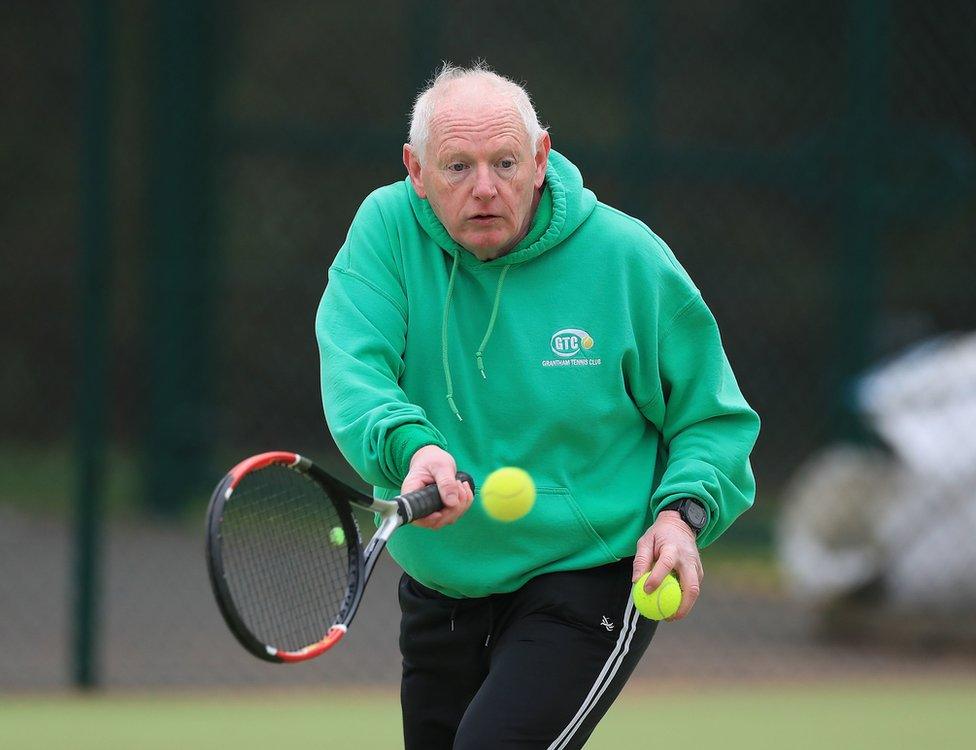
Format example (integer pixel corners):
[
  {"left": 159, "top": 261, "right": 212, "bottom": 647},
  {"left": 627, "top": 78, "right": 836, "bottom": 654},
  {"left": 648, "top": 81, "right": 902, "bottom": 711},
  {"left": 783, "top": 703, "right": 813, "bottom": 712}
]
[{"left": 399, "top": 558, "right": 657, "bottom": 749}]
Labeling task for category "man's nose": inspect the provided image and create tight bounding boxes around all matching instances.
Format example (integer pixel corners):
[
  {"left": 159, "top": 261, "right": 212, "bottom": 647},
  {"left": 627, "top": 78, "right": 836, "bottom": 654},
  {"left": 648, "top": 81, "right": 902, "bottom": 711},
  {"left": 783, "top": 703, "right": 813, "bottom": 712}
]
[{"left": 471, "top": 164, "right": 497, "bottom": 200}]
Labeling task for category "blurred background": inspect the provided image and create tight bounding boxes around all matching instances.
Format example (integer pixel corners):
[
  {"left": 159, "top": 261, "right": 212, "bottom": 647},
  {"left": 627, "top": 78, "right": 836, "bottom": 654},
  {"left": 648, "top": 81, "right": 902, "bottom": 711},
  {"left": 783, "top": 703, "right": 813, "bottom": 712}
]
[{"left": 2, "top": 0, "right": 975, "bottom": 746}]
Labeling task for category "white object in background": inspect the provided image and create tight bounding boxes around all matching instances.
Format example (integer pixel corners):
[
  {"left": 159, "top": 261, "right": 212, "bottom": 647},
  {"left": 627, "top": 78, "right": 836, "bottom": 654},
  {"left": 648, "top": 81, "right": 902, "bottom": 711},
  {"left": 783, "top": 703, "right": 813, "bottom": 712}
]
[
  {"left": 779, "top": 331, "right": 976, "bottom": 611},
  {"left": 777, "top": 445, "right": 901, "bottom": 603},
  {"left": 858, "top": 332, "right": 976, "bottom": 482}
]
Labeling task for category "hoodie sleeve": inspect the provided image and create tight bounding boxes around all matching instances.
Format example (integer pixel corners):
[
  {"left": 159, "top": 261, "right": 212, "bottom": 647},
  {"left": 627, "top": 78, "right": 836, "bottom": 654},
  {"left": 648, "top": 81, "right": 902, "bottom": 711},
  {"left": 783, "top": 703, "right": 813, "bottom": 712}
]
[
  {"left": 639, "top": 293, "right": 761, "bottom": 547},
  {"left": 315, "top": 194, "right": 446, "bottom": 490}
]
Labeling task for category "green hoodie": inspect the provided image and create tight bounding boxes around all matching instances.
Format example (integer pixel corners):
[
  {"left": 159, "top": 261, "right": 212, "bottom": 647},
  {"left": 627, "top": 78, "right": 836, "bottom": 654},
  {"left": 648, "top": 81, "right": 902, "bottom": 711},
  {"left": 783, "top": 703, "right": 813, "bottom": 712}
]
[{"left": 316, "top": 150, "right": 759, "bottom": 598}]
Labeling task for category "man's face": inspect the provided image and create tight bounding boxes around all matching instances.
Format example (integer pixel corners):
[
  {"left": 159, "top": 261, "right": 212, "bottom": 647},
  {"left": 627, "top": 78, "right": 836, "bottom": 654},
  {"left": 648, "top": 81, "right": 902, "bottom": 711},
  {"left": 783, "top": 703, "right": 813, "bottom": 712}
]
[{"left": 404, "top": 86, "right": 550, "bottom": 261}]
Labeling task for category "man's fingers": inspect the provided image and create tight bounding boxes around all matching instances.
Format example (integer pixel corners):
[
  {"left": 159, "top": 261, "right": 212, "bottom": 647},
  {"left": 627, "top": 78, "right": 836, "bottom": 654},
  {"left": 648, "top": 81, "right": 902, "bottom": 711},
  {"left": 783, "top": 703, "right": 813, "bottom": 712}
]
[
  {"left": 631, "top": 538, "right": 654, "bottom": 582},
  {"left": 400, "top": 469, "right": 432, "bottom": 496},
  {"left": 401, "top": 446, "right": 474, "bottom": 529},
  {"left": 670, "top": 563, "right": 701, "bottom": 621},
  {"left": 643, "top": 545, "right": 677, "bottom": 592},
  {"left": 417, "top": 469, "right": 471, "bottom": 528},
  {"left": 434, "top": 468, "right": 460, "bottom": 509}
]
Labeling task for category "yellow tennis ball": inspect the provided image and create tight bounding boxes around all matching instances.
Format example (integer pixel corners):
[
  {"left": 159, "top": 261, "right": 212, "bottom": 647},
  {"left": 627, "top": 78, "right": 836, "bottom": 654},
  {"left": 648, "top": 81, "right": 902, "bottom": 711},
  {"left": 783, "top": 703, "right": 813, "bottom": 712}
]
[
  {"left": 481, "top": 467, "right": 536, "bottom": 522},
  {"left": 328, "top": 527, "right": 346, "bottom": 547},
  {"left": 632, "top": 572, "right": 682, "bottom": 620}
]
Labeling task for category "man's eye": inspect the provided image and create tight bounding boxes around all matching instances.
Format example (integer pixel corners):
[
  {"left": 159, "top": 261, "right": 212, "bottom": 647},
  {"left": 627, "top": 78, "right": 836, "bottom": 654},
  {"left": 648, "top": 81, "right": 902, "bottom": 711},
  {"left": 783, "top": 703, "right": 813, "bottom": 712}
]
[
  {"left": 498, "top": 159, "right": 516, "bottom": 169},
  {"left": 447, "top": 163, "right": 467, "bottom": 173}
]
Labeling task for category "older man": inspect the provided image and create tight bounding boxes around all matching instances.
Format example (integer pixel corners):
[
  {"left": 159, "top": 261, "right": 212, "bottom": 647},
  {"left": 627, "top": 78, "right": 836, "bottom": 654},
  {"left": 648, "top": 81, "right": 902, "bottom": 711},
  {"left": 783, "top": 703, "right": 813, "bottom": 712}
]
[{"left": 316, "top": 63, "right": 759, "bottom": 749}]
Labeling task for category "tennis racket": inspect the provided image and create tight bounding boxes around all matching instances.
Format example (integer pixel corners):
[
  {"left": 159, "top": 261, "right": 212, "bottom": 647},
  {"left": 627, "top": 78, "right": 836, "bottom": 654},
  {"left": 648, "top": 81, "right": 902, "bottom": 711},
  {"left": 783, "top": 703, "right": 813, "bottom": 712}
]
[{"left": 205, "top": 451, "right": 473, "bottom": 663}]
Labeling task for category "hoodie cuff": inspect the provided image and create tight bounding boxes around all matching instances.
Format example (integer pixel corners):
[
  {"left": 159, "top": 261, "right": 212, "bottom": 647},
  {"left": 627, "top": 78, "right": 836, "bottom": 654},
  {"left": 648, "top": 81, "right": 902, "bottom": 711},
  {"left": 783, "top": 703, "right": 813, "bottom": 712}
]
[{"left": 385, "top": 424, "right": 447, "bottom": 484}]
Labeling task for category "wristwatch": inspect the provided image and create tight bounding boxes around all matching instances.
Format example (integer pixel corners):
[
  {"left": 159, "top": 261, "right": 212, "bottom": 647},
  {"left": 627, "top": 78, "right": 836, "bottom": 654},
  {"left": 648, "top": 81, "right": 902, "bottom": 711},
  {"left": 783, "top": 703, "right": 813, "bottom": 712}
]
[{"left": 661, "top": 497, "right": 708, "bottom": 537}]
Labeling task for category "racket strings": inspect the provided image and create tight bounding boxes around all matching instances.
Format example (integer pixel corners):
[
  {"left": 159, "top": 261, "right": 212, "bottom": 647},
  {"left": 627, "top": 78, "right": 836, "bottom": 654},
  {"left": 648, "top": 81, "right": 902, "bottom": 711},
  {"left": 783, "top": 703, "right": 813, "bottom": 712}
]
[{"left": 218, "top": 465, "right": 356, "bottom": 652}]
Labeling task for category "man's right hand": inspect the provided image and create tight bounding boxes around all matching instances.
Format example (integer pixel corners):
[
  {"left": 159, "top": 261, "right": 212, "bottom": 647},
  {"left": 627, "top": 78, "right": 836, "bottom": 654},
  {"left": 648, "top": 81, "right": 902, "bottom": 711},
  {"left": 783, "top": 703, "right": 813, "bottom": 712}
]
[{"left": 401, "top": 445, "right": 474, "bottom": 529}]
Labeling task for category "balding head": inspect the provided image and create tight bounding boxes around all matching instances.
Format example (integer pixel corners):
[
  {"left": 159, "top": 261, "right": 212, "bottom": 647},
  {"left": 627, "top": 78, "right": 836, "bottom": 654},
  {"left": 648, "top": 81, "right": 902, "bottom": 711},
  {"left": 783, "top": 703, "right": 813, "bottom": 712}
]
[{"left": 409, "top": 62, "right": 547, "bottom": 164}]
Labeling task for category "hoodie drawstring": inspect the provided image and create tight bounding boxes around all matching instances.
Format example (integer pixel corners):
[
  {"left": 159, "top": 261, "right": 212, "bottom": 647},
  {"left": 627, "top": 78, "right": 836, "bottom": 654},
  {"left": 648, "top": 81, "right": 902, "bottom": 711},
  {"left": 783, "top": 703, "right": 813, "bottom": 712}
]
[
  {"left": 442, "top": 259, "right": 511, "bottom": 419},
  {"left": 475, "top": 265, "right": 510, "bottom": 380},
  {"left": 441, "top": 253, "right": 462, "bottom": 421}
]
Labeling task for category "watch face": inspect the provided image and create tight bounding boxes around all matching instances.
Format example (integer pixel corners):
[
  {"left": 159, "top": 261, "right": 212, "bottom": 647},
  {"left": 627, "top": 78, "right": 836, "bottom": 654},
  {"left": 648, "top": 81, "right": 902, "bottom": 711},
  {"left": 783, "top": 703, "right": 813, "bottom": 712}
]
[{"left": 685, "top": 501, "right": 707, "bottom": 528}]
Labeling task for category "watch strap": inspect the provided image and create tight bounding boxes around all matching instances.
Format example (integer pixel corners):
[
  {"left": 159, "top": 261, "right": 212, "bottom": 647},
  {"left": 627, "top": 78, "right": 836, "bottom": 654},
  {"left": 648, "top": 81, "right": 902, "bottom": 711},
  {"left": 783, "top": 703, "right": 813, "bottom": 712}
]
[{"left": 661, "top": 497, "right": 708, "bottom": 536}]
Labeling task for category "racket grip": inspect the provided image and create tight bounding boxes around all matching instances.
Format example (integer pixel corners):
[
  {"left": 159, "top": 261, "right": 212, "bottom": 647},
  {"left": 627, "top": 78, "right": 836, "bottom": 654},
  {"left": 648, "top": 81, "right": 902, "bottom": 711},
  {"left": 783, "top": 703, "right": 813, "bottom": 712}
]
[{"left": 398, "top": 472, "right": 476, "bottom": 523}]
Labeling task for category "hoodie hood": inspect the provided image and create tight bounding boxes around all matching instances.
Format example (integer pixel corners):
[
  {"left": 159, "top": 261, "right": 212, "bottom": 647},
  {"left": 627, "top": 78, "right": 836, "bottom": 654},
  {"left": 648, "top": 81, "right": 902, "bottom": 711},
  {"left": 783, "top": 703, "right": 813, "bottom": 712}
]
[{"left": 406, "top": 149, "right": 598, "bottom": 270}]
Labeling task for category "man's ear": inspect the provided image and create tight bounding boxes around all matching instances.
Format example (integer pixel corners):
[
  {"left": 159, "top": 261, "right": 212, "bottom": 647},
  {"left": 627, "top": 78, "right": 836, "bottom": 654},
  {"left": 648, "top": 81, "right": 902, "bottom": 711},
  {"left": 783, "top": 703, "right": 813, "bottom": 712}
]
[
  {"left": 533, "top": 132, "right": 551, "bottom": 189},
  {"left": 403, "top": 144, "right": 427, "bottom": 199}
]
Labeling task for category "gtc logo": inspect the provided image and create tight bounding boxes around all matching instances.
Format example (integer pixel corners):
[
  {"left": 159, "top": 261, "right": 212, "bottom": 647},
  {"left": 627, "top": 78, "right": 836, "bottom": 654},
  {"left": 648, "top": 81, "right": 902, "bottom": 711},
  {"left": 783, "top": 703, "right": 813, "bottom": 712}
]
[{"left": 550, "top": 328, "right": 594, "bottom": 358}]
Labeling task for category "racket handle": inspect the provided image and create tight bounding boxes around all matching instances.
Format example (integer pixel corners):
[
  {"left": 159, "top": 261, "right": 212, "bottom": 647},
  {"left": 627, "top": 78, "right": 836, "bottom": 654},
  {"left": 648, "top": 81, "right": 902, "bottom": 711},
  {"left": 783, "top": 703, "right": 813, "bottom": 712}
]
[{"left": 398, "top": 472, "right": 476, "bottom": 523}]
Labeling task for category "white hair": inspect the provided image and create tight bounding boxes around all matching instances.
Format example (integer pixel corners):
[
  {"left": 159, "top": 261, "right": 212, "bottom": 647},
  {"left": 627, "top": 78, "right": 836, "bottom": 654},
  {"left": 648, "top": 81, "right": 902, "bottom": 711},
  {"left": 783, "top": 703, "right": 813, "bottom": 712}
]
[{"left": 408, "top": 61, "right": 547, "bottom": 163}]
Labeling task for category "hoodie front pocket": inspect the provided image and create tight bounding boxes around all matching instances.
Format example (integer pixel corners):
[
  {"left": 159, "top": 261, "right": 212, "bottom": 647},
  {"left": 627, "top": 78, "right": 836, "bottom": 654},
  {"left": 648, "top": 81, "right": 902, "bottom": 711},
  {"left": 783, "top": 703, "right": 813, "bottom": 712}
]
[{"left": 506, "top": 486, "right": 618, "bottom": 565}]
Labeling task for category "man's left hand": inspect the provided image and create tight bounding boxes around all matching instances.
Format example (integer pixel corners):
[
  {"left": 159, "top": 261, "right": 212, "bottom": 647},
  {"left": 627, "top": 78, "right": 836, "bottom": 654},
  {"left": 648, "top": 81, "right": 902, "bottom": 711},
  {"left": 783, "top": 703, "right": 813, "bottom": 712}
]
[{"left": 631, "top": 511, "right": 704, "bottom": 620}]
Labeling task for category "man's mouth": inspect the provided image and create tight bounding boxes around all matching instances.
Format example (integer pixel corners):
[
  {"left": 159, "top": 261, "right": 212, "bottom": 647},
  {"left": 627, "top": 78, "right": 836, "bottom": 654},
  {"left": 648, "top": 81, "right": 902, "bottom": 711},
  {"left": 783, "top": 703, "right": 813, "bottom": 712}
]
[{"left": 469, "top": 214, "right": 499, "bottom": 222}]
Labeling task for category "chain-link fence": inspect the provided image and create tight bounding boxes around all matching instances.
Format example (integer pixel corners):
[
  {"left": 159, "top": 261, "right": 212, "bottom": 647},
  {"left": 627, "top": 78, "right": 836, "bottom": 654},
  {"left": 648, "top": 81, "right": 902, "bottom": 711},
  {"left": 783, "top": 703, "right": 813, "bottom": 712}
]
[{"left": 3, "top": 0, "right": 975, "bottom": 691}]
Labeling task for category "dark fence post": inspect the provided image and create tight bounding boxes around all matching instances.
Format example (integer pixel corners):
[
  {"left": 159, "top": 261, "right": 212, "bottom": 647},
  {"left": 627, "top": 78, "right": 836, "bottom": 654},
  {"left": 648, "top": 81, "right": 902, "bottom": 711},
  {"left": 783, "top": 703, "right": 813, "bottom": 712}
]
[
  {"left": 834, "top": 0, "right": 890, "bottom": 439},
  {"left": 144, "top": 0, "right": 218, "bottom": 515},
  {"left": 74, "top": 0, "right": 113, "bottom": 689}
]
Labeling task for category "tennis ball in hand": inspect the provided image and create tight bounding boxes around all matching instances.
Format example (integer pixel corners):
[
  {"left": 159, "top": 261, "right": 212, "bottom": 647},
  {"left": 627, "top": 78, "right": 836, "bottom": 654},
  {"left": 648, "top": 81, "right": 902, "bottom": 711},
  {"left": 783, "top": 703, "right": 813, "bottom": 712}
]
[
  {"left": 632, "top": 572, "right": 682, "bottom": 620},
  {"left": 481, "top": 467, "right": 536, "bottom": 522},
  {"left": 328, "top": 527, "right": 346, "bottom": 547}
]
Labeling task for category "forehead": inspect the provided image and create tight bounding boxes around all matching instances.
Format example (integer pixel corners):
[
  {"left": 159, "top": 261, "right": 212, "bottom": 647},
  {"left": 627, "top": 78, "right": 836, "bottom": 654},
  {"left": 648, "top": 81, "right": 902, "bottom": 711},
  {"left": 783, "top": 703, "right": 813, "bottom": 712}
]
[{"left": 427, "top": 87, "right": 529, "bottom": 156}]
